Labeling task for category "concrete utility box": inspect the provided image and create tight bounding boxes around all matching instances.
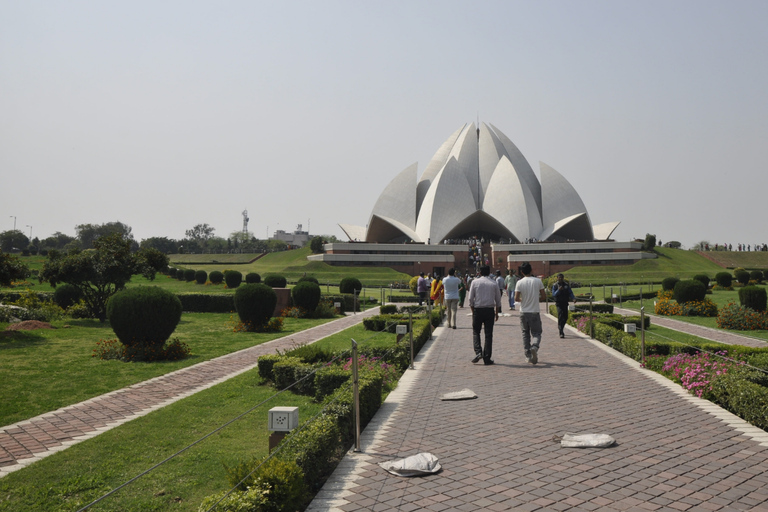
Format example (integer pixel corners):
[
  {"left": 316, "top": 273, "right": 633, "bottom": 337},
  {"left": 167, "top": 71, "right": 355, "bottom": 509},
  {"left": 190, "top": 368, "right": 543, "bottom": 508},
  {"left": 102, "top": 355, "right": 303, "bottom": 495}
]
[
  {"left": 268, "top": 406, "right": 299, "bottom": 432},
  {"left": 623, "top": 323, "right": 636, "bottom": 333},
  {"left": 396, "top": 325, "right": 408, "bottom": 335}
]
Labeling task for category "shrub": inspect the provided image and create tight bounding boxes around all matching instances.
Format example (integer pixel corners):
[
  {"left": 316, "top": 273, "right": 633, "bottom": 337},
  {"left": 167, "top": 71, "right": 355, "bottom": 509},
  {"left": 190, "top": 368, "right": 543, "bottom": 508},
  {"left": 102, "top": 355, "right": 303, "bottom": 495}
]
[
  {"left": 245, "top": 272, "right": 261, "bottom": 284},
  {"left": 409, "top": 275, "right": 419, "bottom": 295},
  {"left": 716, "top": 272, "right": 733, "bottom": 288},
  {"left": 315, "top": 367, "right": 351, "bottom": 401},
  {"left": 264, "top": 274, "right": 287, "bottom": 288},
  {"left": 662, "top": 277, "right": 680, "bottom": 291},
  {"left": 176, "top": 269, "right": 186, "bottom": 281},
  {"left": 312, "top": 299, "right": 338, "bottom": 319},
  {"left": 292, "top": 282, "right": 321, "bottom": 313},
  {"left": 310, "top": 236, "right": 324, "bottom": 254},
  {"left": 297, "top": 276, "right": 319, "bottom": 285},
  {"left": 750, "top": 270, "right": 763, "bottom": 283},
  {"left": 276, "top": 413, "right": 341, "bottom": 486},
  {"left": 209, "top": 270, "right": 224, "bottom": 284},
  {"left": 380, "top": 304, "right": 398, "bottom": 315},
  {"left": 183, "top": 269, "right": 195, "bottom": 282},
  {"left": 673, "top": 280, "right": 706, "bottom": 304},
  {"left": 224, "top": 270, "right": 242, "bottom": 288},
  {"left": 692, "top": 274, "right": 710, "bottom": 290},
  {"left": 739, "top": 286, "right": 767, "bottom": 312},
  {"left": 735, "top": 270, "right": 751, "bottom": 286},
  {"left": 167, "top": 267, "right": 177, "bottom": 278},
  {"left": 222, "top": 457, "right": 306, "bottom": 510},
  {"left": 339, "top": 277, "right": 362, "bottom": 294},
  {"left": 106, "top": 286, "right": 183, "bottom": 351},
  {"left": 198, "top": 486, "right": 270, "bottom": 512},
  {"left": 194, "top": 270, "right": 207, "bottom": 284},
  {"left": 717, "top": 302, "right": 768, "bottom": 330},
  {"left": 234, "top": 283, "right": 276, "bottom": 330},
  {"left": 53, "top": 283, "right": 83, "bottom": 309}
]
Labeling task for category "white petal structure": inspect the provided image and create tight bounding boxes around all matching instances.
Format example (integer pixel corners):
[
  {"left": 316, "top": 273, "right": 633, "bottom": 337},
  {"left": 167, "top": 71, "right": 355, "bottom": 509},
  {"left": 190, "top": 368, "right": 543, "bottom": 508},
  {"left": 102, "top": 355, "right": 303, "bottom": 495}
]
[{"left": 343, "top": 123, "right": 616, "bottom": 244}]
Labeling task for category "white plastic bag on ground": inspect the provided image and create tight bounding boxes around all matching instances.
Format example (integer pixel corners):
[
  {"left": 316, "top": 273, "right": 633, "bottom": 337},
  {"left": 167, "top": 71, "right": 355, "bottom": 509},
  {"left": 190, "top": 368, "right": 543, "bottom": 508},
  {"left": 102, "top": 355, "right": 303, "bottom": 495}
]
[
  {"left": 378, "top": 452, "right": 442, "bottom": 477},
  {"left": 440, "top": 388, "right": 477, "bottom": 401},
  {"left": 555, "top": 433, "right": 615, "bottom": 448}
]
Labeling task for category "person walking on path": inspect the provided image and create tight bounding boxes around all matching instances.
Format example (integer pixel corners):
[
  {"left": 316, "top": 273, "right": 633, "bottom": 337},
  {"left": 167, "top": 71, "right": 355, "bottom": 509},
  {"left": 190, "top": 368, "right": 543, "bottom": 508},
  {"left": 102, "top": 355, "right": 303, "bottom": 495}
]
[
  {"left": 430, "top": 275, "right": 444, "bottom": 306},
  {"left": 458, "top": 274, "right": 467, "bottom": 308},
  {"left": 504, "top": 269, "right": 518, "bottom": 310},
  {"left": 552, "top": 273, "right": 576, "bottom": 338},
  {"left": 416, "top": 272, "right": 429, "bottom": 306},
  {"left": 468, "top": 265, "right": 502, "bottom": 365},
  {"left": 495, "top": 270, "right": 506, "bottom": 314},
  {"left": 514, "top": 262, "right": 546, "bottom": 364},
  {"left": 442, "top": 268, "right": 461, "bottom": 329}
]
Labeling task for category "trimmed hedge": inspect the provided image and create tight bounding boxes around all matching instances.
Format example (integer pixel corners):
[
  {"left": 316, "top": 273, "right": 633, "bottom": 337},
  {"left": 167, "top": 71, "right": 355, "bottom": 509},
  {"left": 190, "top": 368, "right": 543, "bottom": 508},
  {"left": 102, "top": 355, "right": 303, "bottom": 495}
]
[
  {"left": 194, "top": 270, "right": 207, "bottom": 284},
  {"left": 224, "top": 270, "right": 243, "bottom": 289},
  {"left": 209, "top": 270, "right": 224, "bottom": 284},
  {"left": 662, "top": 277, "right": 680, "bottom": 291},
  {"left": 297, "top": 276, "right": 319, "bottom": 285},
  {"left": 692, "top": 274, "right": 710, "bottom": 290},
  {"left": 380, "top": 304, "right": 398, "bottom": 314},
  {"left": 183, "top": 269, "right": 196, "bottom": 282},
  {"left": 176, "top": 293, "right": 234, "bottom": 313},
  {"left": 292, "top": 281, "right": 321, "bottom": 313},
  {"left": 257, "top": 354, "right": 282, "bottom": 382},
  {"left": 53, "top": 283, "right": 82, "bottom": 309},
  {"left": 716, "top": 272, "right": 733, "bottom": 287},
  {"left": 234, "top": 283, "right": 277, "bottom": 329},
  {"left": 739, "top": 286, "right": 767, "bottom": 312},
  {"left": 245, "top": 272, "right": 261, "bottom": 284},
  {"left": 673, "top": 280, "right": 706, "bottom": 304},
  {"left": 264, "top": 274, "right": 287, "bottom": 288},
  {"left": 314, "top": 367, "right": 352, "bottom": 401},
  {"left": 339, "top": 277, "right": 362, "bottom": 295},
  {"left": 363, "top": 314, "right": 409, "bottom": 333},
  {"left": 106, "top": 286, "right": 182, "bottom": 347}
]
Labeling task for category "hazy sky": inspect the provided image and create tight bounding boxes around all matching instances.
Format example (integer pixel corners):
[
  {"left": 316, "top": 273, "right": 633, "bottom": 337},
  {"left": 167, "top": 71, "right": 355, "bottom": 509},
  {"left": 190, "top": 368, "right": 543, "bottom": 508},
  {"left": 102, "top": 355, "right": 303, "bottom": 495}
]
[{"left": 2, "top": 0, "right": 767, "bottom": 249}]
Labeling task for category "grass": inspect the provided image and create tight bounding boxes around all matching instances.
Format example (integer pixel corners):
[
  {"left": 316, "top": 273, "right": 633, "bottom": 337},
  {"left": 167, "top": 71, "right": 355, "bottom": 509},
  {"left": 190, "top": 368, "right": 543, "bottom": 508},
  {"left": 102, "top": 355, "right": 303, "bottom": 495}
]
[
  {"left": 0, "top": 315, "right": 405, "bottom": 512},
  {"left": 0, "top": 313, "right": 333, "bottom": 426}
]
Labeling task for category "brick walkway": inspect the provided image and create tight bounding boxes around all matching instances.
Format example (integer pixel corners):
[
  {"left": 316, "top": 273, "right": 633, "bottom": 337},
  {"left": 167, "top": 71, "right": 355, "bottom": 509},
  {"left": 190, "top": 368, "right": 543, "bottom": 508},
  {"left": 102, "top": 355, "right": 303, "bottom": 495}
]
[
  {"left": 613, "top": 306, "right": 768, "bottom": 349},
  {"left": 0, "top": 309, "right": 380, "bottom": 478},
  {"left": 309, "top": 306, "right": 768, "bottom": 511}
]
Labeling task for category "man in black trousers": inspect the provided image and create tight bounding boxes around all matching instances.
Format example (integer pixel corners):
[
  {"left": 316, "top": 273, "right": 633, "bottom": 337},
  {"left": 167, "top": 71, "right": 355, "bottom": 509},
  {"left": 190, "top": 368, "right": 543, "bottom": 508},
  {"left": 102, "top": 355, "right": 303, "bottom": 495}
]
[
  {"left": 552, "top": 273, "right": 576, "bottom": 338},
  {"left": 468, "top": 265, "right": 502, "bottom": 365}
]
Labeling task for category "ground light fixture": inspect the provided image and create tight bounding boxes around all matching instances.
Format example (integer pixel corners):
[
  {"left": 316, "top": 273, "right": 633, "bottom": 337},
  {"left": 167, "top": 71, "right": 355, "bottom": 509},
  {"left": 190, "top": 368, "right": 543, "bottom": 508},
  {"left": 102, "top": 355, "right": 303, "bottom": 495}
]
[{"left": 268, "top": 406, "right": 298, "bottom": 452}]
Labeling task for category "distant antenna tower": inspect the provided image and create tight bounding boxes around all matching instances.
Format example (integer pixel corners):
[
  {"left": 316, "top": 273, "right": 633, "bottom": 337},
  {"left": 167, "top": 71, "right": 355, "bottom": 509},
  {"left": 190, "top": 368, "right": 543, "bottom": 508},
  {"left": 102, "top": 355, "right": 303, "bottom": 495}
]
[{"left": 242, "top": 210, "right": 249, "bottom": 236}]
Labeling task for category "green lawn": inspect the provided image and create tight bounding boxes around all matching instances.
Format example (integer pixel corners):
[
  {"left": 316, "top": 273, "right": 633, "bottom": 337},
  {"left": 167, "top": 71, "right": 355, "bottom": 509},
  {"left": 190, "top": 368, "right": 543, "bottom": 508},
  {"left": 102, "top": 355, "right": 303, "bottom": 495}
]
[
  {"left": 0, "top": 317, "right": 403, "bottom": 512},
  {"left": 0, "top": 314, "right": 333, "bottom": 426}
]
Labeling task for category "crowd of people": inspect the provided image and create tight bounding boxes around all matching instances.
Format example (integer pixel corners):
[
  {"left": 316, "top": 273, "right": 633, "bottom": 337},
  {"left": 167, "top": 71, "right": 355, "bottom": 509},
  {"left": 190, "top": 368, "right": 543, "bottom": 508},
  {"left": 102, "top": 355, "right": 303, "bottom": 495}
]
[{"left": 704, "top": 243, "right": 768, "bottom": 252}]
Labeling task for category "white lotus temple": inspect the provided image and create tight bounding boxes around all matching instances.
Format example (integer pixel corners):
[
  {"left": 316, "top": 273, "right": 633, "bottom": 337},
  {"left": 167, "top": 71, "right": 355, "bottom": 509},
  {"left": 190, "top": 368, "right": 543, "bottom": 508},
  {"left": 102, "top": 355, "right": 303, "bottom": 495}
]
[{"left": 310, "top": 122, "right": 653, "bottom": 276}]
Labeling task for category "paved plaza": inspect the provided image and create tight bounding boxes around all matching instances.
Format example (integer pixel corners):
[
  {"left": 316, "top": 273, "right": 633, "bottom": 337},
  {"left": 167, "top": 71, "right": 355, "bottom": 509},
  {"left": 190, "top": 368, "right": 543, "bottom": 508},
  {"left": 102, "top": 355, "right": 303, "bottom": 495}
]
[{"left": 310, "top": 306, "right": 768, "bottom": 511}]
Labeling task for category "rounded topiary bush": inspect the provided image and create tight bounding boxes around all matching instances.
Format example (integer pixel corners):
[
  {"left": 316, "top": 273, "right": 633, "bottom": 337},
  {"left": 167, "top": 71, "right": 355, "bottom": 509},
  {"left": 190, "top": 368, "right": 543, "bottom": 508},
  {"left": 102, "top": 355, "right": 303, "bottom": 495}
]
[
  {"left": 168, "top": 267, "right": 177, "bottom": 278},
  {"left": 692, "top": 274, "right": 710, "bottom": 290},
  {"left": 183, "top": 269, "right": 196, "bottom": 282},
  {"left": 739, "top": 286, "right": 767, "bottom": 312},
  {"left": 264, "top": 275, "right": 287, "bottom": 288},
  {"left": 106, "top": 286, "right": 182, "bottom": 347},
  {"left": 673, "top": 280, "right": 706, "bottom": 304},
  {"left": 176, "top": 269, "right": 186, "bottom": 281},
  {"left": 297, "top": 276, "right": 319, "bottom": 285},
  {"left": 339, "top": 277, "right": 362, "bottom": 294},
  {"left": 750, "top": 270, "right": 763, "bottom": 283},
  {"left": 53, "top": 283, "right": 83, "bottom": 309},
  {"left": 715, "top": 272, "right": 733, "bottom": 288},
  {"left": 735, "top": 270, "right": 751, "bottom": 286},
  {"left": 209, "top": 270, "right": 224, "bottom": 284},
  {"left": 195, "top": 270, "right": 207, "bottom": 284},
  {"left": 292, "top": 281, "right": 321, "bottom": 313},
  {"left": 245, "top": 272, "right": 261, "bottom": 284},
  {"left": 225, "top": 270, "right": 243, "bottom": 289},
  {"left": 409, "top": 275, "right": 419, "bottom": 295},
  {"left": 234, "top": 283, "right": 277, "bottom": 329},
  {"left": 662, "top": 277, "right": 680, "bottom": 291}
]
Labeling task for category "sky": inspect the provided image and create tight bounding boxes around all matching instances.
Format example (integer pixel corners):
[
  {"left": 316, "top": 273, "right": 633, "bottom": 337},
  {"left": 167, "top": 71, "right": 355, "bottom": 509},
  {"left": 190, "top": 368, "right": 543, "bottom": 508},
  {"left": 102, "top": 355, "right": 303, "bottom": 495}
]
[{"left": 2, "top": 0, "right": 767, "bottom": 249}]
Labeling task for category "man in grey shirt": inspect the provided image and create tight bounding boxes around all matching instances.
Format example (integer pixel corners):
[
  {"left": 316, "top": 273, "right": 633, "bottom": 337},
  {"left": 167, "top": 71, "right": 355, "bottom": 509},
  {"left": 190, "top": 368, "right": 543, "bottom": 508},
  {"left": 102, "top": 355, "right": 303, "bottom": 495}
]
[{"left": 468, "top": 265, "right": 502, "bottom": 365}]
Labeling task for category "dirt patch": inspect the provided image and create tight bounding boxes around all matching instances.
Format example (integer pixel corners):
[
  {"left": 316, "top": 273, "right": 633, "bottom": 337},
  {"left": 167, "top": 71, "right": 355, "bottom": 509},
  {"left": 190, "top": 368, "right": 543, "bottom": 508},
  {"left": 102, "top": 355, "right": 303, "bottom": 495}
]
[{"left": 5, "top": 320, "right": 55, "bottom": 331}]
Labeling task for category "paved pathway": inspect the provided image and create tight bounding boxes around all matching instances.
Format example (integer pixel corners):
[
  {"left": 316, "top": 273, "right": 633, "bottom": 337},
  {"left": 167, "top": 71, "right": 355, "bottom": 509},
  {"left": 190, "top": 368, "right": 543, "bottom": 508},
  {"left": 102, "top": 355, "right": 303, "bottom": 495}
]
[
  {"left": 0, "top": 309, "right": 380, "bottom": 478},
  {"left": 613, "top": 306, "right": 768, "bottom": 349},
  {"left": 310, "top": 306, "right": 768, "bottom": 511}
]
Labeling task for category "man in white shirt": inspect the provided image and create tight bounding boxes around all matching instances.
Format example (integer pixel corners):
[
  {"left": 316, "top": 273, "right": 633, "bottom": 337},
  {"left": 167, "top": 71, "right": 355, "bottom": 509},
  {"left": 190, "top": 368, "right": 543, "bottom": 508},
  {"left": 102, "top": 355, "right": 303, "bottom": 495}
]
[
  {"left": 514, "top": 262, "right": 546, "bottom": 365},
  {"left": 468, "top": 265, "right": 502, "bottom": 365},
  {"left": 442, "top": 268, "right": 461, "bottom": 329}
]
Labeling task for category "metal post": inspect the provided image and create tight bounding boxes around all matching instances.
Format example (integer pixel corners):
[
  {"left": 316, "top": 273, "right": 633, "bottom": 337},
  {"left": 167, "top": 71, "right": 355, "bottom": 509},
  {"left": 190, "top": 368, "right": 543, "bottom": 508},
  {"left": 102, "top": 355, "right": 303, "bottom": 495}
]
[
  {"left": 351, "top": 339, "right": 361, "bottom": 452},
  {"left": 619, "top": 287, "right": 622, "bottom": 308},
  {"left": 589, "top": 296, "right": 594, "bottom": 339},
  {"left": 409, "top": 311, "right": 414, "bottom": 369},
  {"left": 640, "top": 307, "right": 646, "bottom": 366}
]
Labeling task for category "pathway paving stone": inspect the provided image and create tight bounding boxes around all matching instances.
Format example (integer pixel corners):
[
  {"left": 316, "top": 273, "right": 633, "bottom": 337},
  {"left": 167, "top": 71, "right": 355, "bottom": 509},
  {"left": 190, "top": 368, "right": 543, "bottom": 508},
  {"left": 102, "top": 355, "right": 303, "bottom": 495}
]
[
  {"left": 309, "top": 306, "right": 768, "bottom": 511},
  {"left": 0, "top": 309, "right": 380, "bottom": 478}
]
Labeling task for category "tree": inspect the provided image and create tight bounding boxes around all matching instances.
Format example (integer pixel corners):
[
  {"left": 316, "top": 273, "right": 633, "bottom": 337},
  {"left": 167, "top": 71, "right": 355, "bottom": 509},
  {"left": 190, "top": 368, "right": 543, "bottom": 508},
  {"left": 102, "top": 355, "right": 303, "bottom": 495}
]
[
  {"left": 140, "top": 236, "right": 179, "bottom": 254},
  {"left": 185, "top": 223, "right": 215, "bottom": 253},
  {"left": 643, "top": 233, "right": 656, "bottom": 252},
  {"left": 76, "top": 222, "right": 134, "bottom": 249},
  {"left": 310, "top": 236, "right": 324, "bottom": 254},
  {"left": 0, "top": 230, "right": 30, "bottom": 253},
  {"left": 41, "top": 232, "right": 77, "bottom": 251},
  {"left": 266, "top": 239, "right": 288, "bottom": 252},
  {"left": 39, "top": 233, "right": 160, "bottom": 321},
  {"left": 0, "top": 250, "right": 30, "bottom": 286}
]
